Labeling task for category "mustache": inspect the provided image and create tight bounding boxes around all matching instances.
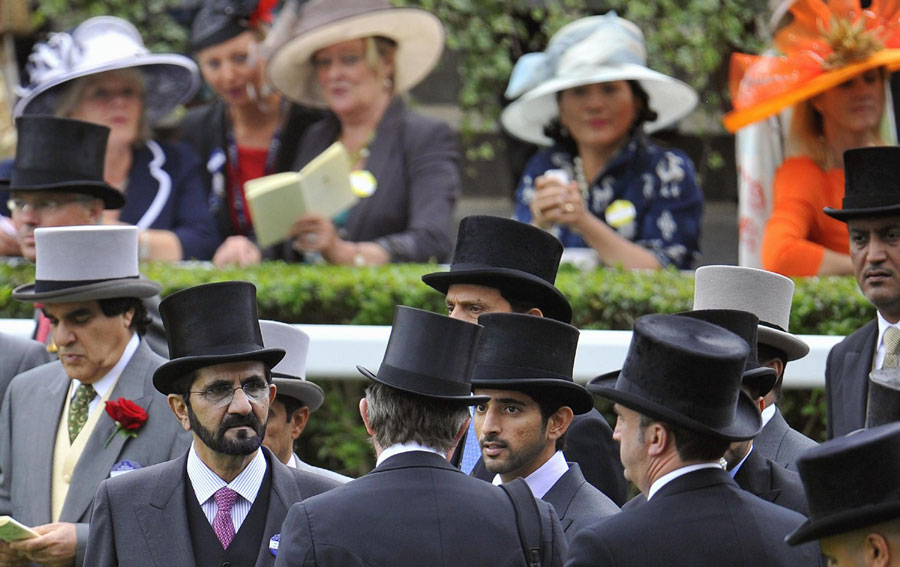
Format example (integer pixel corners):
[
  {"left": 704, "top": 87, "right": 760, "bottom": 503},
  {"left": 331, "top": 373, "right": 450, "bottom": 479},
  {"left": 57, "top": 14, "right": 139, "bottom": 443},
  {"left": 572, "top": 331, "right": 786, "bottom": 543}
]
[
  {"left": 218, "top": 412, "right": 261, "bottom": 435},
  {"left": 479, "top": 434, "right": 508, "bottom": 449}
]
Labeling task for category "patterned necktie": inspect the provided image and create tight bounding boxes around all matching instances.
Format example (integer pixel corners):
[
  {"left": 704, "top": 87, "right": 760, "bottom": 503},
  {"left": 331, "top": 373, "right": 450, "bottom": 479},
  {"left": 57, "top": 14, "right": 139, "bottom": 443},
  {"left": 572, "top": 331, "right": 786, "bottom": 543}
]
[
  {"left": 213, "top": 487, "right": 239, "bottom": 549},
  {"left": 884, "top": 327, "right": 900, "bottom": 369},
  {"left": 459, "top": 412, "right": 481, "bottom": 474},
  {"left": 68, "top": 383, "right": 97, "bottom": 443}
]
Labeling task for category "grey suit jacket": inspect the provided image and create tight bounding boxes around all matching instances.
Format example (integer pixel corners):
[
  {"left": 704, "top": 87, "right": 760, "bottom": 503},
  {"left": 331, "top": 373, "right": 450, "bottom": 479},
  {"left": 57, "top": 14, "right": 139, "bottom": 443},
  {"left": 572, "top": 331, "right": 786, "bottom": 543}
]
[
  {"left": 0, "top": 332, "right": 51, "bottom": 401},
  {"left": 541, "top": 462, "right": 619, "bottom": 544},
  {"left": 84, "top": 447, "right": 342, "bottom": 567},
  {"left": 754, "top": 407, "right": 818, "bottom": 471},
  {"left": 0, "top": 338, "right": 190, "bottom": 566}
]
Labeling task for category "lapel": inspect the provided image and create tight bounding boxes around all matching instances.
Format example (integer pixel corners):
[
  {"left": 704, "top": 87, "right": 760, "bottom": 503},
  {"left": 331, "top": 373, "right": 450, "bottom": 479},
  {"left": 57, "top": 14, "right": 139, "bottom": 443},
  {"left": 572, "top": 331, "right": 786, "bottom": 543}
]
[
  {"left": 835, "top": 320, "right": 878, "bottom": 434},
  {"left": 255, "top": 448, "right": 303, "bottom": 567},
  {"left": 733, "top": 450, "right": 780, "bottom": 503},
  {"left": 59, "top": 340, "right": 158, "bottom": 522},
  {"left": 26, "top": 364, "right": 70, "bottom": 522},
  {"left": 134, "top": 453, "right": 195, "bottom": 567},
  {"left": 541, "top": 463, "right": 584, "bottom": 532},
  {"left": 755, "top": 408, "right": 789, "bottom": 457}
]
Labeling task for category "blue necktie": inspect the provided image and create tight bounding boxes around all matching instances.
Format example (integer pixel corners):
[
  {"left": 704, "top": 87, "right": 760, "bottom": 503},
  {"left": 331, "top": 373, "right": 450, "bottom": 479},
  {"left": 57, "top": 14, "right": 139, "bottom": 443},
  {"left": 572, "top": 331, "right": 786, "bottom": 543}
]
[{"left": 460, "top": 409, "right": 481, "bottom": 474}]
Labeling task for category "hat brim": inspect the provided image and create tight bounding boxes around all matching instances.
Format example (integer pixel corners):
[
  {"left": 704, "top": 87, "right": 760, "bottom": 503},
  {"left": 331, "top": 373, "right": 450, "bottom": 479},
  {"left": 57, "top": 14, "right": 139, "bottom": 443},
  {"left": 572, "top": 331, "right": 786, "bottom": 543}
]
[
  {"left": 787, "top": 501, "right": 900, "bottom": 545},
  {"left": 471, "top": 378, "right": 594, "bottom": 415},
  {"left": 743, "top": 366, "right": 778, "bottom": 398},
  {"left": 0, "top": 179, "right": 125, "bottom": 209},
  {"left": 273, "top": 376, "right": 325, "bottom": 413},
  {"left": 267, "top": 8, "right": 444, "bottom": 107},
  {"left": 14, "top": 55, "right": 199, "bottom": 123},
  {"left": 153, "top": 347, "right": 286, "bottom": 395},
  {"left": 422, "top": 267, "right": 572, "bottom": 324},
  {"left": 824, "top": 202, "right": 900, "bottom": 221},
  {"left": 13, "top": 276, "right": 161, "bottom": 303},
  {"left": 587, "top": 370, "right": 762, "bottom": 441},
  {"left": 500, "top": 63, "right": 699, "bottom": 146},
  {"left": 758, "top": 326, "right": 810, "bottom": 361},
  {"left": 357, "top": 365, "right": 489, "bottom": 405},
  {"left": 724, "top": 49, "right": 900, "bottom": 133}
]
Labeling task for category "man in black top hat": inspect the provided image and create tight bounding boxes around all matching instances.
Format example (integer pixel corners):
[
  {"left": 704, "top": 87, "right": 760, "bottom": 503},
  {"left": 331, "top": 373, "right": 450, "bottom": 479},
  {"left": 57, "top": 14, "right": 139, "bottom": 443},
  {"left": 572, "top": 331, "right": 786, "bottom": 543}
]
[
  {"left": 471, "top": 313, "right": 619, "bottom": 544},
  {"left": 824, "top": 147, "right": 900, "bottom": 438},
  {"left": 787, "top": 422, "right": 900, "bottom": 566},
  {"left": 275, "top": 306, "right": 567, "bottom": 567},
  {"left": 422, "top": 214, "right": 627, "bottom": 505},
  {"left": 84, "top": 281, "right": 340, "bottom": 567},
  {"left": 567, "top": 314, "right": 821, "bottom": 567}
]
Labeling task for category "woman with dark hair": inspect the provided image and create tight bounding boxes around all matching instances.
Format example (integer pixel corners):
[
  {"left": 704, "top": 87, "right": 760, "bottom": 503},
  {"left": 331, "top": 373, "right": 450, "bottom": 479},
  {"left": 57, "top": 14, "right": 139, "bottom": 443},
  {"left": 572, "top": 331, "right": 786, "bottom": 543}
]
[{"left": 504, "top": 14, "right": 702, "bottom": 270}]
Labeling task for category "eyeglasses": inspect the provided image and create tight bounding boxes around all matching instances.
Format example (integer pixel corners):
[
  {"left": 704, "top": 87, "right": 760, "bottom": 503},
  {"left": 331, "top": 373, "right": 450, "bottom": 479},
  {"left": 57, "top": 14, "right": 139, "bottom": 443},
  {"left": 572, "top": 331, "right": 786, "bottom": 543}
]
[
  {"left": 7, "top": 197, "right": 91, "bottom": 215},
  {"left": 189, "top": 379, "right": 271, "bottom": 407}
]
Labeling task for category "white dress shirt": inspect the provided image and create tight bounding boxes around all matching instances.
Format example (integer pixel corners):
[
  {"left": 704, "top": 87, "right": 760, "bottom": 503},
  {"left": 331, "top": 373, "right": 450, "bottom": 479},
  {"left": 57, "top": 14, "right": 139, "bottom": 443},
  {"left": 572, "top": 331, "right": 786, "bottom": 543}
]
[
  {"left": 647, "top": 462, "right": 723, "bottom": 501},
  {"left": 186, "top": 444, "right": 267, "bottom": 533},
  {"left": 376, "top": 442, "right": 445, "bottom": 467},
  {"left": 491, "top": 450, "right": 569, "bottom": 499},
  {"left": 69, "top": 333, "right": 139, "bottom": 415}
]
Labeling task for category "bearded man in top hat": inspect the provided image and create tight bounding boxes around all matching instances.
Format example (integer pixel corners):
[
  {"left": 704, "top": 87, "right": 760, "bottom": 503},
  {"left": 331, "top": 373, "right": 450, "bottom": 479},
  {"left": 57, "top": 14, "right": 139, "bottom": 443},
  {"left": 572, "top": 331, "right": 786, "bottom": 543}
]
[
  {"left": 471, "top": 312, "right": 619, "bottom": 543},
  {"left": 0, "top": 225, "right": 190, "bottom": 567},
  {"left": 694, "top": 265, "right": 817, "bottom": 469},
  {"left": 422, "top": 214, "right": 627, "bottom": 505},
  {"left": 787, "top": 422, "right": 900, "bottom": 566},
  {"left": 567, "top": 314, "right": 821, "bottom": 566},
  {"left": 259, "top": 320, "right": 351, "bottom": 483},
  {"left": 84, "top": 281, "right": 340, "bottom": 567},
  {"left": 275, "top": 306, "right": 567, "bottom": 567},
  {"left": 824, "top": 147, "right": 900, "bottom": 437}
]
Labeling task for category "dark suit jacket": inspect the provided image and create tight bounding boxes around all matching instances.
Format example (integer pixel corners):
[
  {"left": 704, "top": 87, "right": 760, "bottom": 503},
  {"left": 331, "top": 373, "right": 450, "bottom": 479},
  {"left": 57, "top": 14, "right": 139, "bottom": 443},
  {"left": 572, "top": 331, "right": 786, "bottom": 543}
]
[
  {"left": 754, "top": 407, "right": 818, "bottom": 471},
  {"left": 733, "top": 448, "right": 809, "bottom": 516},
  {"left": 542, "top": 463, "right": 619, "bottom": 544},
  {"left": 0, "top": 332, "right": 51, "bottom": 401},
  {"left": 274, "top": 450, "right": 568, "bottom": 567},
  {"left": 566, "top": 468, "right": 821, "bottom": 567},
  {"left": 472, "top": 409, "right": 628, "bottom": 506},
  {"left": 825, "top": 320, "right": 877, "bottom": 438},
  {"left": 84, "top": 447, "right": 341, "bottom": 567}
]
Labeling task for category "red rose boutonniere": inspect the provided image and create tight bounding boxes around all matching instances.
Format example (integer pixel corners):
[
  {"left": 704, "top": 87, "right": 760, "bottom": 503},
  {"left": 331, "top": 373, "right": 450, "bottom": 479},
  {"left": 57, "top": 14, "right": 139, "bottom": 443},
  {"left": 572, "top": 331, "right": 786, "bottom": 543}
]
[{"left": 104, "top": 398, "right": 148, "bottom": 448}]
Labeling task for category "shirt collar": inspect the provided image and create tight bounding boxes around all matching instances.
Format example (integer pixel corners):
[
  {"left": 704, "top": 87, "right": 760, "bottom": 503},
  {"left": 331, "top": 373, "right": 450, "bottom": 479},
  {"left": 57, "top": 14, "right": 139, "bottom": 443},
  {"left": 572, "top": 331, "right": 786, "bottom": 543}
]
[
  {"left": 760, "top": 404, "right": 777, "bottom": 427},
  {"left": 647, "top": 462, "right": 723, "bottom": 501},
  {"left": 186, "top": 443, "right": 267, "bottom": 505},
  {"left": 729, "top": 445, "right": 753, "bottom": 478},
  {"left": 491, "top": 450, "right": 569, "bottom": 499},
  {"left": 70, "top": 332, "right": 139, "bottom": 400},
  {"left": 376, "top": 442, "right": 445, "bottom": 467}
]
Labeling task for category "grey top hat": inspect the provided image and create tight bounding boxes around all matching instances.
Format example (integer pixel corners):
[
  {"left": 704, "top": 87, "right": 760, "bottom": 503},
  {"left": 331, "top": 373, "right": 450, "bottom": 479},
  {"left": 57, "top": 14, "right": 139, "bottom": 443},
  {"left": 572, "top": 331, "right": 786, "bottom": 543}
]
[
  {"left": 260, "top": 320, "right": 324, "bottom": 413},
  {"left": 12, "top": 225, "right": 161, "bottom": 303},
  {"left": 694, "top": 265, "right": 809, "bottom": 361}
]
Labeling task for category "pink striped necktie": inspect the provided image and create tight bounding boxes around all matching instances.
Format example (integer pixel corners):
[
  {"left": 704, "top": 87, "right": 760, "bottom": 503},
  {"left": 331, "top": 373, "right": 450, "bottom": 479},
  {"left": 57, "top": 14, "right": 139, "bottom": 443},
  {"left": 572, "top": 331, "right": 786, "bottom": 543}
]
[{"left": 213, "top": 487, "right": 239, "bottom": 549}]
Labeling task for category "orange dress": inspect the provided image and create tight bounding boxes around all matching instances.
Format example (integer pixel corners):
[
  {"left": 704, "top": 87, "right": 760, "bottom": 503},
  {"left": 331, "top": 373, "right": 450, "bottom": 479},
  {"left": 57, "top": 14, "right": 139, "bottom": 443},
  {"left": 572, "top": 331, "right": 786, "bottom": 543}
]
[{"left": 761, "top": 156, "right": 849, "bottom": 276}]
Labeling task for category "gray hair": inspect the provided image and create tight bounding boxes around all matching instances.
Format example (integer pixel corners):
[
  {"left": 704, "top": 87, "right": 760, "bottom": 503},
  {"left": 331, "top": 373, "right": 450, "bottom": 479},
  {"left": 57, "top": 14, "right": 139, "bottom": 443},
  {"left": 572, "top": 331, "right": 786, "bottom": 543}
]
[{"left": 365, "top": 381, "right": 469, "bottom": 454}]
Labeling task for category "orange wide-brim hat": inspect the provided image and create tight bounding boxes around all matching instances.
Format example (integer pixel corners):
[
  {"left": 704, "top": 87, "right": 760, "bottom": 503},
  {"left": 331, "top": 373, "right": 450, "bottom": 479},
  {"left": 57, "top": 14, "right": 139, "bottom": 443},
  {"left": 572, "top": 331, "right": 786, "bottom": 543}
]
[{"left": 723, "top": 0, "right": 900, "bottom": 133}]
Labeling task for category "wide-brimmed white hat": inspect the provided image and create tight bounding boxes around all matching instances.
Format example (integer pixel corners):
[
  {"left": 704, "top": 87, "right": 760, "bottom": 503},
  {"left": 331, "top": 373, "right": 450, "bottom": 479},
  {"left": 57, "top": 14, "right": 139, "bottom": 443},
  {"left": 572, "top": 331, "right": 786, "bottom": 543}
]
[
  {"left": 500, "top": 13, "right": 698, "bottom": 146},
  {"left": 693, "top": 265, "right": 810, "bottom": 362},
  {"left": 12, "top": 225, "right": 162, "bottom": 303},
  {"left": 267, "top": 0, "right": 444, "bottom": 107},
  {"left": 15, "top": 16, "right": 199, "bottom": 122},
  {"left": 260, "top": 320, "right": 325, "bottom": 413}
]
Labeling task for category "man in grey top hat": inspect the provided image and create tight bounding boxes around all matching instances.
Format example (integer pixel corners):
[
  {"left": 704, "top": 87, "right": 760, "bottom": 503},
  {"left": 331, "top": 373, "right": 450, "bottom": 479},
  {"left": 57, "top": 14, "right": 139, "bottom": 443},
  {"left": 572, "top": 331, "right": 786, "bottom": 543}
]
[
  {"left": 0, "top": 225, "right": 190, "bottom": 567},
  {"left": 259, "top": 320, "right": 350, "bottom": 483}
]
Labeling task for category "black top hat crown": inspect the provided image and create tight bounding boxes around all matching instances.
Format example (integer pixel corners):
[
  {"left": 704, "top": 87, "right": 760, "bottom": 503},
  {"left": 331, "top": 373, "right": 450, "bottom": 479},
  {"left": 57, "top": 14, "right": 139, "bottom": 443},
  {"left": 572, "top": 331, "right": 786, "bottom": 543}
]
[
  {"left": 358, "top": 306, "right": 487, "bottom": 404},
  {"left": 825, "top": 147, "right": 900, "bottom": 221},
  {"left": 0, "top": 116, "right": 123, "bottom": 209},
  {"left": 421, "top": 215, "right": 572, "bottom": 323},
  {"left": 787, "top": 422, "right": 900, "bottom": 545},
  {"left": 588, "top": 313, "right": 762, "bottom": 441},
  {"left": 678, "top": 309, "right": 777, "bottom": 398},
  {"left": 470, "top": 312, "right": 593, "bottom": 414},
  {"left": 153, "top": 281, "right": 285, "bottom": 394}
]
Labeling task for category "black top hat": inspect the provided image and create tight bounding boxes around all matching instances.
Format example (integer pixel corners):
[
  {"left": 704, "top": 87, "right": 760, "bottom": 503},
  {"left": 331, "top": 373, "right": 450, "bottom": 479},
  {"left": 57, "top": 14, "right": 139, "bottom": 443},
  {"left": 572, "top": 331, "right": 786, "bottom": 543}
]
[
  {"left": 153, "top": 281, "right": 285, "bottom": 394},
  {"left": 470, "top": 312, "right": 593, "bottom": 414},
  {"left": 825, "top": 147, "right": 900, "bottom": 221},
  {"left": 677, "top": 309, "right": 777, "bottom": 398},
  {"left": 787, "top": 422, "right": 900, "bottom": 545},
  {"left": 588, "top": 314, "right": 762, "bottom": 441},
  {"left": 0, "top": 116, "right": 123, "bottom": 209},
  {"left": 357, "top": 306, "right": 488, "bottom": 404},
  {"left": 190, "top": 0, "right": 271, "bottom": 52},
  {"left": 421, "top": 215, "right": 572, "bottom": 323}
]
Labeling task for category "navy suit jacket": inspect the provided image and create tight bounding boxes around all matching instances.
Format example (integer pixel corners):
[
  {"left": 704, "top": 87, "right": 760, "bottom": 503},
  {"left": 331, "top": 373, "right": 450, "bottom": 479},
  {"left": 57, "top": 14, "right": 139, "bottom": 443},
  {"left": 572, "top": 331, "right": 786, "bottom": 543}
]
[
  {"left": 275, "top": 451, "right": 567, "bottom": 567},
  {"left": 567, "top": 468, "right": 821, "bottom": 567},
  {"left": 733, "top": 448, "right": 810, "bottom": 516},
  {"left": 825, "top": 320, "right": 877, "bottom": 438},
  {"left": 541, "top": 463, "right": 619, "bottom": 544}
]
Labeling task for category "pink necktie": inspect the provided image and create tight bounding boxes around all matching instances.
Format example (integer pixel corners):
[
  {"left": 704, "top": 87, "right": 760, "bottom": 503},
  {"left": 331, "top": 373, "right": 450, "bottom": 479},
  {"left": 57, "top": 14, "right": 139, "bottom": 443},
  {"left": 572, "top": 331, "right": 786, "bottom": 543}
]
[{"left": 213, "top": 487, "right": 238, "bottom": 549}]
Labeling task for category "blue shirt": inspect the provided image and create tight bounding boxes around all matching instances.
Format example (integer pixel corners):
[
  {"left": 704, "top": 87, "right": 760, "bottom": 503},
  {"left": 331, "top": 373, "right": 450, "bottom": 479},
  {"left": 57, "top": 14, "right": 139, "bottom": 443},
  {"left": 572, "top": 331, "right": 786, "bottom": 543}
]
[{"left": 514, "top": 133, "right": 703, "bottom": 269}]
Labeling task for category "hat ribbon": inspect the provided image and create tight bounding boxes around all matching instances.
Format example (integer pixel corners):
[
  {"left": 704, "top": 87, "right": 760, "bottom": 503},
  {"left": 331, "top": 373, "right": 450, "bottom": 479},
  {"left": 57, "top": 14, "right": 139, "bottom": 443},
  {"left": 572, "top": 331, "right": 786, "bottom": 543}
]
[
  {"left": 21, "top": 32, "right": 80, "bottom": 93},
  {"left": 33, "top": 275, "right": 139, "bottom": 293},
  {"left": 375, "top": 363, "right": 471, "bottom": 397}
]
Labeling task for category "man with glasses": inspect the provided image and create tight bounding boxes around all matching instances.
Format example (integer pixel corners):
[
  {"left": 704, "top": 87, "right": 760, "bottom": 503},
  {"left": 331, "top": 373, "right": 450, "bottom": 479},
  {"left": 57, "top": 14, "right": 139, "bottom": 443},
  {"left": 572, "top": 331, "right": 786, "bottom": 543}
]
[
  {"left": 0, "top": 225, "right": 190, "bottom": 567},
  {"left": 84, "top": 281, "right": 340, "bottom": 567}
]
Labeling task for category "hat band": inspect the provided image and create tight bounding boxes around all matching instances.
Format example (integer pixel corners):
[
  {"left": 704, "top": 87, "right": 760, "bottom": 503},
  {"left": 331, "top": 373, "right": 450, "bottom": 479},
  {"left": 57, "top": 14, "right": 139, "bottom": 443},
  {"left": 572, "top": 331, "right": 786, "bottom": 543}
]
[
  {"left": 33, "top": 275, "right": 139, "bottom": 293},
  {"left": 377, "top": 362, "right": 472, "bottom": 397},
  {"left": 171, "top": 342, "right": 268, "bottom": 359},
  {"left": 11, "top": 166, "right": 104, "bottom": 187},
  {"left": 471, "top": 361, "right": 573, "bottom": 383},
  {"left": 759, "top": 320, "right": 786, "bottom": 332},
  {"left": 617, "top": 372, "right": 738, "bottom": 428}
]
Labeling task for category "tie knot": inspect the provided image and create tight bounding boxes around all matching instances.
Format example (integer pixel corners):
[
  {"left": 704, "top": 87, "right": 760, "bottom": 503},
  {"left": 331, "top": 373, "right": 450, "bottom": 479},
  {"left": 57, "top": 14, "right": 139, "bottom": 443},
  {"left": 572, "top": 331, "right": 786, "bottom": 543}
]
[
  {"left": 76, "top": 383, "right": 97, "bottom": 400},
  {"left": 214, "top": 486, "right": 239, "bottom": 510}
]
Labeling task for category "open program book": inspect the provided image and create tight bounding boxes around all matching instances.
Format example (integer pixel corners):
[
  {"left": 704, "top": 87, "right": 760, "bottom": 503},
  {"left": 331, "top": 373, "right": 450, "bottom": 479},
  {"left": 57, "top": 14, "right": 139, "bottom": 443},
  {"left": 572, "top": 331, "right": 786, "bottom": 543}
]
[
  {"left": 0, "top": 516, "right": 38, "bottom": 542},
  {"left": 245, "top": 141, "right": 357, "bottom": 247}
]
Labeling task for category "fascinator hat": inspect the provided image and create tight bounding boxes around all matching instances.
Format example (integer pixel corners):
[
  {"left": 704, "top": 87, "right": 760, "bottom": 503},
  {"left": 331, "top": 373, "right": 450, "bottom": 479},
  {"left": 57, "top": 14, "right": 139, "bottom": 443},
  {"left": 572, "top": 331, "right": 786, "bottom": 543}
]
[
  {"left": 723, "top": 0, "right": 900, "bottom": 133},
  {"left": 500, "top": 13, "right": 699, "bottom": 147},
  {"left": 190, "top": 0, "right": 278, "bottom": 52},
  {"left": 15, "top": 16, "right": 199, "bottom": 122}
]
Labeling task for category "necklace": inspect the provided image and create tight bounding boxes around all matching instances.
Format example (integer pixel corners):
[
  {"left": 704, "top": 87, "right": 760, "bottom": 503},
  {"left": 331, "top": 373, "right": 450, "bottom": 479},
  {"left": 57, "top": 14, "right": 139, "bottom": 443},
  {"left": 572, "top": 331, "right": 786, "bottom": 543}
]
[
  {"left": 573, "top": 156, "right": 590, "bottom": 200},
  {"left": 345, "top": 131, "right": 375, "bottom": 167}
]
